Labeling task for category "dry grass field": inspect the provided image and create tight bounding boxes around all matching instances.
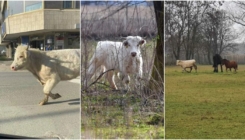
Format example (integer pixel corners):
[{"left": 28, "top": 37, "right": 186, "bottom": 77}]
[{"left": 166, "top": 65, "right": 245, "bottom": 139}]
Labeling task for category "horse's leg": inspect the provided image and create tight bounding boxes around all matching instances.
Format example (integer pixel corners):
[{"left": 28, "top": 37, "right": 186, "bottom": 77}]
[
  {"left": 220, "top": 64, "right": 223, "bottom": 72},
  {"left": 213, "top": 67, "right": 216, "bottom": 72},
  {"left": 189, "top": 67, "right": 192, "bottom": 73}
]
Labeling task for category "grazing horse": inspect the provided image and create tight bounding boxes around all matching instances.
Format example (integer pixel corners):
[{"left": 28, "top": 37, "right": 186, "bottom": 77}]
[
  {"left": 221, "top": 59, "right": 238, "bottom": 72},
  {"left": 213, "top": 54, "right": 223, "bottom": 72}
]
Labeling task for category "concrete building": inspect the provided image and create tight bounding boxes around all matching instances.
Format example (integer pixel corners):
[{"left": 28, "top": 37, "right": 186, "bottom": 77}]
[{"left": 0, "top": 1, "right": 80, "bottom": 58}]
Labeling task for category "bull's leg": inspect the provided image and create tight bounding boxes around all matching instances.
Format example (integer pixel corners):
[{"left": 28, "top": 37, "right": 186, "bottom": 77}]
[
  {"left": 189, "top": 67, "right": 192, "bottom": 73},
  {"left": 193, "top": 64, "right": 197, "bottom": 72},
  {"left": 136, "top": 73, "right": 142, "bottom": 86},
  {"left": 134, "top": 64, "right": 142, "bottom": 88},
  {"left": 39, "top": 78, "right": 61, "bottom": 105},
  {"left": 84, "top": 57, "right": 102, "bottom": 89},
  {"left": 106, "top": 71, "right": 117, "bottom": 90},
  {"left": 182, "top": 67, "right": 187, "bottom": 73},
  {"left": 123, "top": 75, "right": 131, "bottom": 91}
]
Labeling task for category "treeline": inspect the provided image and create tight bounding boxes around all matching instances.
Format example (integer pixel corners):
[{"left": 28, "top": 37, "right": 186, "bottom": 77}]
[
  {"left": 81, "top": 1, "right": 157, "bottom": 40},
  {"left": 80, "top": 1, "right": 153, "bottom": 6},
  {"left": 165, "top": 1, "right": 241, "bottom": 64}
]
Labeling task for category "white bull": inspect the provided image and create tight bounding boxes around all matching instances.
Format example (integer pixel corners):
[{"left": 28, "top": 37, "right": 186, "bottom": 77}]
[
  {"left": 176, "top": 59, "right": 197, "bottom": 73},
  {"left": 11, "top": 45, "right": 80, "bottom": 105},
  {"left": 84, "top": 36, "right": 146, "bottom": 90}
]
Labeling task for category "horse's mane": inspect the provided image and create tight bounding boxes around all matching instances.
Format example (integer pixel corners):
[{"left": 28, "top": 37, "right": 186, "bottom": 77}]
[{"left": 223, "top": 59, "right": 229, "bottom": 62}]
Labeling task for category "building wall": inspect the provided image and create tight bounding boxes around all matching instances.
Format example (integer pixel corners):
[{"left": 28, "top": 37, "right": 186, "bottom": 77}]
[
  {"left": 4, "top": 9, "right": 79, "bottom": 34},
  {"left": 44, "top": 9, "right": 80, "bottom": 30},
  {"left": 5, "top": 10, "right": 44, "bottom": 34}
]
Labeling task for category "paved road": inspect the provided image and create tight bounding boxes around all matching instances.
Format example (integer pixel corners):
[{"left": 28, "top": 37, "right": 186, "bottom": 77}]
[{"left": 0, "top": 62, "right": 80, "bottom": 139}]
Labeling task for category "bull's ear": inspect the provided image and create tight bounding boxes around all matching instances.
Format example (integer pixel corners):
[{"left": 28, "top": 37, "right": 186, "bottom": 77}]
[
  {"left": 139, "top": 39, "right": 146, "bottom": 46},
  {"left": 123, "top": 40, "right": 129, "bottom": 48}
]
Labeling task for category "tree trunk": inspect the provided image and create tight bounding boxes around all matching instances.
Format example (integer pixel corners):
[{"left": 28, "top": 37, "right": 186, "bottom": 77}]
[{"left": 149, "top": 2, "right": 164, "bottom": 89}]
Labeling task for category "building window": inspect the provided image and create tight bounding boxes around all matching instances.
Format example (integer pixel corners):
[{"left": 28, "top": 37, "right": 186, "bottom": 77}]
[
  {"left": 44, "top": 1, "right": 63, "bottom": 9},
  {"left": 63, "top": 1, "right": 72, "bottom": 9},
  {"left": 25, "top": 1, "right": 42, "bottom": 12},
  {"left": 75, "top": 1, "right": 80, "bottom": 9},
  {"left": 63, "top": 1, "right": 79, "bottom": 9},
  {"left": 8, "top": 1, "right": 24, "bottom": 15},
  {"left": 21, "top": 36, "right": 29, "bottom": 46}
]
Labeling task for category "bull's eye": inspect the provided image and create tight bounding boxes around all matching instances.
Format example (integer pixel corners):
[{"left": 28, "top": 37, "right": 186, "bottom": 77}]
[
  {"left": 123, "top": 41, "right": 129, "bottom": 48},
  {"left": 19, "top": 56, "right": 23, "bottom": 58}
]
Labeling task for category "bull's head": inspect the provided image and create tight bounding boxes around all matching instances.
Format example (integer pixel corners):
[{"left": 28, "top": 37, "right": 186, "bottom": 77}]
[
  {"left": 176, "top": 60, "right": 180, "bottom": 65},
  {"left": 122, "top": 36, "right": 146, "bottom": 57},
  {"left": 11, "top": 45, "right": 29, "bottom": 71}
]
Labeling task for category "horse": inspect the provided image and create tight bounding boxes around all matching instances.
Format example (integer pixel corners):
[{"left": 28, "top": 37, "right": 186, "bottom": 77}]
[
  {"left": 213, "top": 54, "right": 223, "bottom": 72},
  {"left": 221, "top": 59, "right": 238, "bottom": 72}
]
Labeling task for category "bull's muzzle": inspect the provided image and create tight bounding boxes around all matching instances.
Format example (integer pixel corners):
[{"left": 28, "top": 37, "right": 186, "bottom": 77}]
[
  {"left": 11, "top": 66, "right": 17, "bottom": 71},
  {"left": 131, "top": 52, "right": 137, "bottom": 57}
]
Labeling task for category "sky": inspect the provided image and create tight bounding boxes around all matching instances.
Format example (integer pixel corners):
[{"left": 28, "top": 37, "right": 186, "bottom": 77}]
[{"left": 221, "top": 1, "right": 245, "bottom": 43}]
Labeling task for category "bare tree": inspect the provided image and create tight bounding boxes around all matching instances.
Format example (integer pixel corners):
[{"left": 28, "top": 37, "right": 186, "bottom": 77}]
[
  {"left": 165, "top": 1, "right": 238, "bottom": 64},
  {"left": 228, "top": 1, "right": 245, "bottom": 26},
  {"left": 149, "top": 1, "right": 163, "bottom": 89},
  {"left": 201, "top": 9, "right": 239, "bottom": 64}
]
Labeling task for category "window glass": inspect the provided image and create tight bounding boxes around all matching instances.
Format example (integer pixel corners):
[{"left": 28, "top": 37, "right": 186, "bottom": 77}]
[
  {"left": 21, "top": 36, "right": 29, "bottom": 46},
  {"left": 44, "top": 1, "right": 62, "bottom": 9},
  {"left": 25, "top": 1, "right": 42, "bottom": 12},
  {"left": 8, "top": 1, "right": 24, "bottom": 15},
  {"left": 63, "top": 1, "right": 72, "bottom": 9},
  {"left": 75, "top": 1, "right": 80, "bottom": 9},
  {"left": 3, "top": 8, "right": 8, "bottom": 20}
]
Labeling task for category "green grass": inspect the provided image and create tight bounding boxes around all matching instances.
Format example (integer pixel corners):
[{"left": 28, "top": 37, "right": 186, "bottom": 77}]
[{"left": 166, "top": 65, "right": 245, "bottom": 139}]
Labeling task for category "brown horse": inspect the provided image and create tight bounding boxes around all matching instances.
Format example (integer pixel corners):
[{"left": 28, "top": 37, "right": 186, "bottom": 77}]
[{"left": 221, "top": 59, "right": 238, "bottom": 72}]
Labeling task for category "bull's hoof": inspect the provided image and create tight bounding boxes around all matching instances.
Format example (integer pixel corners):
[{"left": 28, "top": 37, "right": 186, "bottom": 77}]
[
  {"left": 50, "top": 93, "right": 61, "bottom": 100},
  {"left": 39, "top": 99, "right": 48, "bottom": 106}
]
